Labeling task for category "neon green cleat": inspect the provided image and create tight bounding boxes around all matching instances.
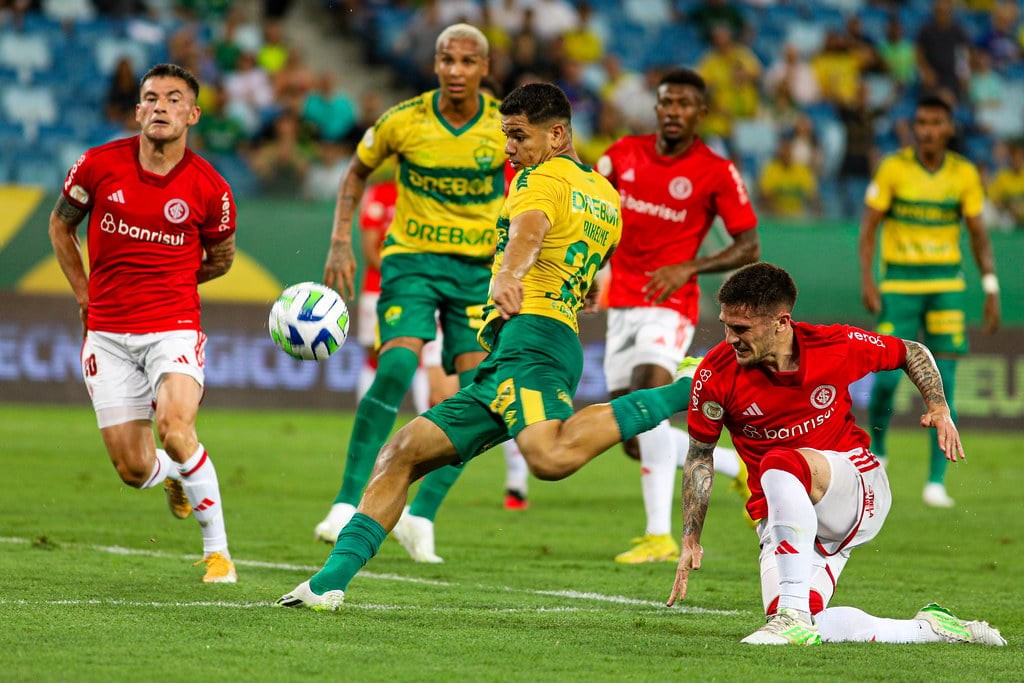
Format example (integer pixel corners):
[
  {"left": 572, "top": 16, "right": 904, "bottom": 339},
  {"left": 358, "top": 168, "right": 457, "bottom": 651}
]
[
  {"left": 741, "top": 608, "right": 821, "bottom": 645},
  {"left": 916, "top": 603, "right": 1007, "bottom": 645},
  {"left": 614, "top": 533, "right": 679, "bottom": 564},
  {"left": 676, "top": 355, "right": 703, "bottom": 381}
]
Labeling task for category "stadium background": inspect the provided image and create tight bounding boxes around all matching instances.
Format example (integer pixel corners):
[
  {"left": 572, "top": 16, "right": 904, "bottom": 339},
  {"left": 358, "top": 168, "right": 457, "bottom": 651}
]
[{"left": 0, "top": 0, "right": 1020, "bottom": 428}]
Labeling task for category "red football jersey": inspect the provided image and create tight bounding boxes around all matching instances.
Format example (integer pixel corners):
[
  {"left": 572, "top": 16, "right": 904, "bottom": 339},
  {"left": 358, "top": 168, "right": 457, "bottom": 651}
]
[
  {"left": 62, "top": 136, "right": 235, "bottom": 334},
  {"left": 687, "top": 322, "right": 907, "bottom": 521},
  {"left": 358, "top": 181, "right": 397, "bottom": 294},
  {"left": 597, "top": 135, "right": 756, "bottom": 321}
]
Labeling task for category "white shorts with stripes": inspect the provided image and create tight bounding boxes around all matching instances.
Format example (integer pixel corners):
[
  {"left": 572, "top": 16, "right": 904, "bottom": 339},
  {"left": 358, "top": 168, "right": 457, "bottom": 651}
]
[{"left": 603, "top": 307, "right": 695, "bottom": 392}]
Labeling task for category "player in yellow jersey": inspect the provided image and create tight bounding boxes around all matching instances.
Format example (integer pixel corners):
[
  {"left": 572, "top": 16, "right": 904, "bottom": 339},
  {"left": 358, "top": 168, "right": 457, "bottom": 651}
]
[
  {"left": 278, "top": 82, "right": 623, "bottom": 609},
  {"left": 858, "top": 94, "right": 1001, "bottom": 507},
  {"left": 312, "top": 24, "right": 508, "bottom": 556}
]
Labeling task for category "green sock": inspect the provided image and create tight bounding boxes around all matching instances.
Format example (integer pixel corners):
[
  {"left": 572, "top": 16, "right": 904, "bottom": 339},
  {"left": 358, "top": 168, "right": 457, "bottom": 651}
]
[
  {"left": 610, "top": 377, "right": 692, "bottom": 442},
  {"left": 928, "top": 358, "right": 958, "bottom": 484},
  {"left": 868, "top": 369, "right": 901, "bottom": 458},
  {"left": 310, "top": 513, "right": 387, "bottom": 593},
  {"left": 407, "top": 366, "right": 475, "bottom": 520},
  {"left": 334, "top": 347, "right": 420, "bottom": 505}
]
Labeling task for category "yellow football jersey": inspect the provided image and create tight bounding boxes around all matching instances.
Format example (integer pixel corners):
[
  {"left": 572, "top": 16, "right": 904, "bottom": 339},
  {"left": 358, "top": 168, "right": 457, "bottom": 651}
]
[
  {"left": 357, "top": 90, "right": 507, "bottom": 260},
  {"left": 479, "top": 156, "right": 621, "bottom": 350},
  {"left": 865, "top": 147, "right": 984, "bottom": 293}
]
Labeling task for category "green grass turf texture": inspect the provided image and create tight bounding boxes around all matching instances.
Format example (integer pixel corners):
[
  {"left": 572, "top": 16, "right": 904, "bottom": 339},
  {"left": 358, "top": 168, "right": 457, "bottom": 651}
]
[{"left": 1, "top": 403, "right": 1021, "bottom": 682}]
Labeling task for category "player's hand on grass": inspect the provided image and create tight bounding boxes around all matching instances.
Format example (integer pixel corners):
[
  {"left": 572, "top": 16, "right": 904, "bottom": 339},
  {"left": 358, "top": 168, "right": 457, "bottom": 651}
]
[
  {"left": 920, "top": 410, "right": 966, "bottom": 462},
  {"left": 492, "top": 271, "right": 524, "bottom": 319},
  {"left": 666, "top": 539, "right": 702, "bottom": 607},
  {"left": 643, "top": 263, "right": 696, "bottom": 304},
  {"left": 982, "top": 293, "right": 1001, "bottom": 334},
  {"left": 323, "top": 240, "right": 357, "bottom": 300}
]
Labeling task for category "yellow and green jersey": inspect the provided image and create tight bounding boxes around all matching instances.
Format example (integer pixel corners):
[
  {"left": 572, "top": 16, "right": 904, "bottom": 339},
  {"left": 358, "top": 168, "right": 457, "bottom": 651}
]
[
  {"left": 865, "top": 147, "right": 985, "bottom": 293},
  {"left": 357, "top": 89, "right": 506, "bottom": 260},
  {"left": 480, "top": 156, "right": 621, "bottom": 350}
]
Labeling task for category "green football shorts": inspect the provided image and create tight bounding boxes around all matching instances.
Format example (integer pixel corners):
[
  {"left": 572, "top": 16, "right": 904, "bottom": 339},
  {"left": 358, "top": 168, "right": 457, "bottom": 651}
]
[
  {"left": 877, "top": 289, "right": 968, "bottom": 355},
  {"left": 377, "top": 252, "right": 491, "bottom": 372},
  {"left": 423, "top": 315, "right": 583, "bottom": 462}
]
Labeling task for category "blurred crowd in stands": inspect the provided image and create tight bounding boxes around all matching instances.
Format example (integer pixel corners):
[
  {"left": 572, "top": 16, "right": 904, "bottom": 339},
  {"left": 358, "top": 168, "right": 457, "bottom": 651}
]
[{"left": 2, "top": 0, "right": 1024, "bottom": 229}]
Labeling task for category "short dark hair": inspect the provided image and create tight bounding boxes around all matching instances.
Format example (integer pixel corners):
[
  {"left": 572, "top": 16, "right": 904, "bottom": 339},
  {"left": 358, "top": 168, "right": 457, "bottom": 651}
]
[
  {"left": 499, "top": 83, "right": 571, "bottom": 127},
  {"left": 140, "top": 63, "right": 200, "bottom": 100},
  {"left": 658, "top": 68, "right": 707, "bottom": 100},
  {"left": 915, "top": 93, "right": 952, "bottom": 117},
  {"left": 717, "top": 262, "right": 797, "bottom": 315}
]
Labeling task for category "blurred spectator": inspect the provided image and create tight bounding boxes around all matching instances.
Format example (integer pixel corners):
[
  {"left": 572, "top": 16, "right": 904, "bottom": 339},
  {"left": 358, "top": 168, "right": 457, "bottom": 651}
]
[
  {"left": 603, "top": 58, "right": 659, "bottom": 134},
  {"left": 504, "top": 14, "right": 557, "bottom": 92},
  {"left": 844, "top": 14, "right": 885, "bottom": 74},
  {"left": 343, "top": 89, "right": 388, "bottom": 150},
  {"left": 192, "top": 82, "right": 251, "bottom": 161},
  {"left": 302, "top": 71, "right": 358, "bottom": 142},
  {"left": 837, "top": 81, "right": 884, "bottom": 216},
  {"left": 434, "top": 0, "right": 483, "bottom": 24},
  {"left": 555, "top": 58, "right": 601, "bottom": 140},
  {"left": 764, "top": 43, "right": 821, "bottom": 108},
  {"left": 251, "top": 110, "right": 314, "bottom": 196},
  {"left": 485, "top": 0, "right": 527, "bottom": 36},
  {"left": 273, "top": 47, "right": 317, "bottom": 113},
  {"left": 529, "top": 0, "right": 578, "bottom": 45},
  {"left": 790, "top": 114, "right": 823, "bottom": 175},
  {"left": 211, "top": 4, "right": 247, "bottom": 75},
  {"left": 257, "top": 19, "right": 290, "bottom": 75},
  {"left": 915, "top": 0, "right": 971, "bottom": 99},
  {"left": 393, "top": 0, "right": 448, "bottom": 92},
  {"left": 758, "top": 135, "right": 819, "bottom": 219},
  {"left": 623, "top": 0, "right": 675, "bottom": 29},
  {"left": 969, "top": 47, "right": 1006, "bottom": 134},
  {"left": 105, "top": 56, "right": 138, "bottom": 129},
  {"left": 303, "top": 140, "right": 351, "bottom": 201},
  {"left": 577, "top": 101, "right": 629, "bottom": 166},
  {"left": 698, "top": 25, "right": 762, "bottom": 141},
  {"left": 878, "top": 14, "right": 916, "bottom": 88},
  {"left": 688, "top": 0, "right": 748, "bottom": 45},
  {"left": 224, "top": 51, "right": 277, "bottom": 137},
  {"left": 559, "top": 1, "right": 605, "bottom": 66},
  {"left": 988, "top": 139, "right": 1024, "bottom": 230},
  {"left": 975, "top": 0, "right": 1021, "bottom": 72},
  {"left": 812, "top": 31, "right": 861, "bottom": 106}
]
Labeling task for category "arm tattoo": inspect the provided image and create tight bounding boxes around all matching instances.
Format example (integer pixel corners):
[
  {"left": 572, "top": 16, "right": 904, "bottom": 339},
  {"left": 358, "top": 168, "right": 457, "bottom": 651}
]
[
  {"left": 681, "top": 438, "right": 716, "bottom": 538},
  {"left": 197, "top": 236, "right": 235, "bottom": 283},
  {"left": 54, "top": 195, "right": 85, "bottom": 225},
  {"left": 903, "top": 340, "right": 948, "bottom": 409}
]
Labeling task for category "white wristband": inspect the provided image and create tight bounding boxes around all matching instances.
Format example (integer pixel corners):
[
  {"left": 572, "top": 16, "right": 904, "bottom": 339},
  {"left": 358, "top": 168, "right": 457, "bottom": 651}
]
[{"left": 981, "top": 273, "right": 1000, "bottom": 295}]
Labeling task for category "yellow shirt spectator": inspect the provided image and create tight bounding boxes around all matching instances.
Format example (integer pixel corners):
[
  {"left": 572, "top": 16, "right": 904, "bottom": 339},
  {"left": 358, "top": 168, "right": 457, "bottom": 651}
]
[{"left": 759, "top": 149, "right": 818, "bottom": 218}]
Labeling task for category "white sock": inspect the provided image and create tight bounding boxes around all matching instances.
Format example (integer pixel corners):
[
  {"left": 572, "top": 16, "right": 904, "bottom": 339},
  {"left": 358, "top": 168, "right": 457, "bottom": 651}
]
[
  {"left": 817, "top": 606, "right": 936, "bottom": 643},
  {"left": 178, "top": 444, "right": 229, "bottom": 557},
  {"left": 141, "top": 448, "right": 180, "bottom": 488},
  {"left": 638, "top": 420, "right": 676, "bottom": 536},
  {"left": 761, "top": 468, "right": 816, "bottom": 614},
  {"left": 411, "top": 367, "right": 430, "bottom": 413},
  {"left": 503, "top": 440, "right": 528, "bottom": 494},
  {"left": 357, "top": 363, "right": 375, "bottom": 402},
  {"left": 671, "top": 427, "right": 741, "bottom": 478}
]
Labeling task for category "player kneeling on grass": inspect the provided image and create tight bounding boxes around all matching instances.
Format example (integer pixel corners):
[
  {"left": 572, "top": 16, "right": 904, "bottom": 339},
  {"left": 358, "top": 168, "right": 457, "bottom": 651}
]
[
  {"left": 48, "top": 63, "right": 237, "bottom": 583},
  {"left": 654, "top": 262, "right": 1003, "bottom": 645}
]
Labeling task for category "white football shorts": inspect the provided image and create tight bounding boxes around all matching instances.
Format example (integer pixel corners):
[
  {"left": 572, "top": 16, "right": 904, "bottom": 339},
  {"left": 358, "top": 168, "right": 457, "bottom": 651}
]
[
  {"left": 357, "top": 291, "right": 380, "bottom": 348},
  {"left": 81, "top": 330, "right": 206, "bottom": 428},
  {"left": 755, "top": 448, "right": 892, "bottom": 613},
  {"left": 603, "top": 307, "right": 695, "bottom": 392}
]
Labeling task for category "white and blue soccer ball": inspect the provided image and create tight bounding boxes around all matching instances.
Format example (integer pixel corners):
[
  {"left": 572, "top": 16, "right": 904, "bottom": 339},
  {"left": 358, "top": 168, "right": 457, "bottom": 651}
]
[{"left": 268, "top": 282, "right": 350, "bottom": 361}]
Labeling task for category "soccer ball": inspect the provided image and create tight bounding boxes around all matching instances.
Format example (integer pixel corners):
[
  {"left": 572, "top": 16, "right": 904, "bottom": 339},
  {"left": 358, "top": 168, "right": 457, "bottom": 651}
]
[{"left": 268, "top": 282, "right": 350, "bottom": 361}]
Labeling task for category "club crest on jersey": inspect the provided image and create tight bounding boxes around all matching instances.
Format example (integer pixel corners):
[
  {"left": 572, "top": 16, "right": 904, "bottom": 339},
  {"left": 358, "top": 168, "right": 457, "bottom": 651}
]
[
  {"left": 668, "top": 176, "right": 693, "bottom": 200},
  {"left": 810, "top": 385, "right": 837, "bottom": 410},
  {"left": 164, "top": 199, "right": 190, "bottom": 224},
  {"left": 473, "top": 144, "right": 497, "bottom": 170},
  {"left": 701, "top": 401, "right": 724, "bottom": 421}
]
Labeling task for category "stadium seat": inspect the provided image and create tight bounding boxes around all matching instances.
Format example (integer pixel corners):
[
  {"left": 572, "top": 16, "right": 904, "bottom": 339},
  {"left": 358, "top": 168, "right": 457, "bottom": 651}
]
[
  {"left": 0, "top": 85, "right": 58, "bottom": 132},
  {"left": 785, "top": 21, "right": 826, "bottom": 58},
  {"left": 12, "top": 154, "right": 64, "bottom": 188},
  {"left": 0, "top": 33, "right": 52, "bottom": 80},
  {"left": 95, "top": 36, "right": 150, "bottom": 76},
  {"left": 732, "top": 118, "right": 778, "bottom": 165}
]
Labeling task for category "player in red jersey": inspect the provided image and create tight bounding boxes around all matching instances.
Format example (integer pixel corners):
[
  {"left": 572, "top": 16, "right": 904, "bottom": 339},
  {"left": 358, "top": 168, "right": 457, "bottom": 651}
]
[
  {"left": 48, "top": 63, "right": 238, "bottom": 584},
  {"left": 596, "top": 67, "right": 760, "bottom": 563},
  {"left": 659, "top": 262, "right": 1003, "bottom": 645}
]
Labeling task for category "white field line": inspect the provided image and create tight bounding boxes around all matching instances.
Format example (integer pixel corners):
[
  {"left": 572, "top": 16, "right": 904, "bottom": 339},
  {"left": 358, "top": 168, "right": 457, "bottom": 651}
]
[{"left": 0, "top": 536, "right": 742, "bottom": 616}]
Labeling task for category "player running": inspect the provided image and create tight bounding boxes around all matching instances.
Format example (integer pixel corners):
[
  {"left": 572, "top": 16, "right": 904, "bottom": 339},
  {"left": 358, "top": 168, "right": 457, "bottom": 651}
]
[
  {"left": 48, "top": 63, "right": 237, "bottom": 583},
  {"left": 859, "top": 94, "right": 1001, "bottom": 507},
  {"left": 596, "top": 67, "right": 759, "bottom": 563}
]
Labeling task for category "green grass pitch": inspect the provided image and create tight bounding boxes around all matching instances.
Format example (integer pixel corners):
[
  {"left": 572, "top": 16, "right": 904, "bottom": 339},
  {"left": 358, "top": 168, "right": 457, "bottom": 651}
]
[{"left": 1, "top": 403, "right": 1021, "bottom": 682}]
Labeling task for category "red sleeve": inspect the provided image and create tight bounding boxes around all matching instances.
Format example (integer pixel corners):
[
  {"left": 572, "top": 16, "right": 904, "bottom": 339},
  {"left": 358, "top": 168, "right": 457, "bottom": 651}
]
[
  {"left": 62, "top": 151, "right": 95, "bottom": 210},
  {"left": 841, "top": 325, "right": 907, "bottom": 378},
  {"left": 712, "top": 160, "right": 757, "bottom": 235},
  {"left": 686, "top": 354, "right": 727, "bottom": 445},
  {"left": 360, "top": 184, "right": 391, "bottom": 232},
  {"left": 202, "top": 180, "right": 236, "bottom": 243}
]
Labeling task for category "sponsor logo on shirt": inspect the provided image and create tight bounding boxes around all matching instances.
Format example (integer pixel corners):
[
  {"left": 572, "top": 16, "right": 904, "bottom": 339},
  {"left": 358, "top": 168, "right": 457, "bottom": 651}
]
[
  {"left": 99, "top": 212, "right": 185, "bottom": 246},
  {"left": 847, "top": 330, "right": 886, "bottom": 348},
  {"left": 620, "top": 191, "right": 687, "bottom": 223},
  {"left": 107, "top": 189, "right": 125, "bottom": 204},
  {"left": 741, "top": 402, "right": 763, "bottom": 417},
  {"left": 741, "top": 405, "right": 837, "bottom": 441}
]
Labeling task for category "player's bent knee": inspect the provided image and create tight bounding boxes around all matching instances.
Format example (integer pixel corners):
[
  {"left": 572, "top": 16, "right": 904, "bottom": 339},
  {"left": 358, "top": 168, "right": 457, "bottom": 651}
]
[
  {"left": 112, "top": 457, "right": 151, "bottom": 488},
  {"left": 761, "top": 447, "right": 812, "bottom": 493}
]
